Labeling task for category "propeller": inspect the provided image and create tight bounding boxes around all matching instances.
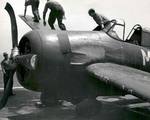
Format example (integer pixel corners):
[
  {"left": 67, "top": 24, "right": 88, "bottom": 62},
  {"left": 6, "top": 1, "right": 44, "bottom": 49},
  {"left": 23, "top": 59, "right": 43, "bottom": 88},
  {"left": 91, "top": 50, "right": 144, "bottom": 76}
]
[
  {"left": 0, "top": 3, "right": 37, "bottom": 109},
  {"left": 0, "top": 2, "right": 18, "bottom": 109}
]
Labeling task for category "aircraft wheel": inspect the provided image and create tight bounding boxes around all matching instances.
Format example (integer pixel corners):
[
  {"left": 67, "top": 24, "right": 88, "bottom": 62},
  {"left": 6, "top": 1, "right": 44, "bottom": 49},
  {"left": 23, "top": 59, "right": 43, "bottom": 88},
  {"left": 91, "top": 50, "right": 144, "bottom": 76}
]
[{"left": 75, "top": 98, "right": 102, "bottom": 117}]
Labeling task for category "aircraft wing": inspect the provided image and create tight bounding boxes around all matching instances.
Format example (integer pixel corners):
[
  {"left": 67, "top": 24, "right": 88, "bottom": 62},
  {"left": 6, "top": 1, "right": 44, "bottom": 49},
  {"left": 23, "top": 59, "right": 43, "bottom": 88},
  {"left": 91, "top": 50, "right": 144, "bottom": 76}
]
[
  {"left": 87, "top": 63, "right": 150, "bottom": 102},
  {"left": 19, "top": 15, "right": 51, "bottom": 30}
]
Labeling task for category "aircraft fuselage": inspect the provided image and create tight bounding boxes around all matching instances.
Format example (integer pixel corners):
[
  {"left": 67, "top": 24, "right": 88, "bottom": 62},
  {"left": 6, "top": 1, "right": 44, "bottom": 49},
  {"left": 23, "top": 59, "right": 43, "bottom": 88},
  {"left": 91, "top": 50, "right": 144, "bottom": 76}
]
[{"left": 16, "top": 29, "right": 150, "bottom": 103}]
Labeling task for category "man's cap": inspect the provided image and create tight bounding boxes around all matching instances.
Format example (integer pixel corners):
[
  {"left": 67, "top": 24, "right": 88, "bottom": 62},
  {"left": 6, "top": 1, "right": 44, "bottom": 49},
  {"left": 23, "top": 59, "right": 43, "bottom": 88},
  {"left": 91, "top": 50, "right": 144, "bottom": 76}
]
[
  {"left": 88, "top": 8, "right": 95, "bottom": 14},
  {"left": 3, "top": 52, "right": 8, "bottom": 56}
]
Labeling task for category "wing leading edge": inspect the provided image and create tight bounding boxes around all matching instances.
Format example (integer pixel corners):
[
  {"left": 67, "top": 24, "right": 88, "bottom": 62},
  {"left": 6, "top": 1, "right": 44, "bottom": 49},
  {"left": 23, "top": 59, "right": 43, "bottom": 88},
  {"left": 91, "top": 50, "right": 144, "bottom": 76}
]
[
  {"left": 19, "top": 15, "right": 50, "bottom": 30},
  {"left": 87, "top": 63, "right": 150, "bottom": 102}
]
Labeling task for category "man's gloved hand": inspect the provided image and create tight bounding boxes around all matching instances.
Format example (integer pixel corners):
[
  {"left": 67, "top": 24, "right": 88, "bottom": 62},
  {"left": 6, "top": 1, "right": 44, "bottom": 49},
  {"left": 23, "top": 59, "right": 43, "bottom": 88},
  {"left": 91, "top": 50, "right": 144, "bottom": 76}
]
[
  {"left": 43, "top": 20, "right": 46, "bottom": 26},
  {"left": 25, "top": 0, "right": 30, "bottom": 6},
  {"left": 63, "top": 15, "right": 66, "bottom": 20},
  {"left": 101, "top": 24, "right": 104, "bottom": 29}
]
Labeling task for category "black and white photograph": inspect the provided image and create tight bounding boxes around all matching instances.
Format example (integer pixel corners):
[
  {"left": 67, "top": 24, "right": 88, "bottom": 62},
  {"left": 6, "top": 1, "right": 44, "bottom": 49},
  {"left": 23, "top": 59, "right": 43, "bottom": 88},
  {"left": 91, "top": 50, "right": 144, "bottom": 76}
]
[{"left": 0, "top": 0, "right": 150, "bottom": 119}]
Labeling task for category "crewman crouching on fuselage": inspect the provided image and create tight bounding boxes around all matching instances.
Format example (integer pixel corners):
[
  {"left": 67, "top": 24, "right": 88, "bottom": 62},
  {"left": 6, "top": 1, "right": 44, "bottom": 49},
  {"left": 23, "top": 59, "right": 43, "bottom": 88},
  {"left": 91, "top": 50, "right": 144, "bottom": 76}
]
[{"left": 88, "top": 8, "right": 110, "bottom": 31}]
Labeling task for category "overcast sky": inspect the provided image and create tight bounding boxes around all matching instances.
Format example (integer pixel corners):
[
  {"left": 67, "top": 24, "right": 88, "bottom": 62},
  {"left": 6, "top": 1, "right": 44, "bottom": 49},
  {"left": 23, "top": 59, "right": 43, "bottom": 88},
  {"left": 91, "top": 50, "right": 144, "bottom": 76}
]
[{"left": 0, "top": 0, "right": 150, "bottom": 61}]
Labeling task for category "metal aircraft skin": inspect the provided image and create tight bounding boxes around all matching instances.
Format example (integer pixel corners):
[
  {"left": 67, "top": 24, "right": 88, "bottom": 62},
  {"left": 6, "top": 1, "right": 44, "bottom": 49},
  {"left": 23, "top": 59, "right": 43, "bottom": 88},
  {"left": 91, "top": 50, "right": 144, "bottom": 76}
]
[{"left": 1, "top": 2, "right": 150, "bottom": 109}]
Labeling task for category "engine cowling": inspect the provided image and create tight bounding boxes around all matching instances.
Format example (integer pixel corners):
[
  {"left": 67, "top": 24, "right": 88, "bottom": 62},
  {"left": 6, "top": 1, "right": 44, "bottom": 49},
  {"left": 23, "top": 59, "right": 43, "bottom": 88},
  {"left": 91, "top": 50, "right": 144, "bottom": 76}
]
[{"left": 17, "top": 30, "right": 71, "bottom": 92}]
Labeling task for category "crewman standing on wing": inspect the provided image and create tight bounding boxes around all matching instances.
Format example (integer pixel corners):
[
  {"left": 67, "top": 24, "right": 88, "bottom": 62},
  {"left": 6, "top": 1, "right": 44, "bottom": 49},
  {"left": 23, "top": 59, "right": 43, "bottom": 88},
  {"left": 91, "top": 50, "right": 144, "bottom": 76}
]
[
  {"left": 88, "top": 8, "right": 110, "bottom": 31},
  {"left": 25, "top": 0, "right": 40, "bottom": 22},
  {"left": 43, "top": 0, "right": 66, "bottom": 30}
]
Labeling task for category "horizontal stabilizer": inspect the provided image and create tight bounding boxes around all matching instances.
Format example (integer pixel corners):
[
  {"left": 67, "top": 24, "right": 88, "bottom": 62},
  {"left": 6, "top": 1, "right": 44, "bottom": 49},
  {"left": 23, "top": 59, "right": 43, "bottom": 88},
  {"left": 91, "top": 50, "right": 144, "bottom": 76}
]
[{"left": 87, "top": 63, "right": 150, "bottom": 102}]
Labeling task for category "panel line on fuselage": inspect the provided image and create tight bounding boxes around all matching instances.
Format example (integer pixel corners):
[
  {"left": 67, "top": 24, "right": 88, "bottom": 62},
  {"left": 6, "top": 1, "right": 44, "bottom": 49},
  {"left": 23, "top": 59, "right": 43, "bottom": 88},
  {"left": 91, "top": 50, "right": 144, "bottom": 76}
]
[{"left": 57, "top": 32, "right": 71, "bottom": 54}]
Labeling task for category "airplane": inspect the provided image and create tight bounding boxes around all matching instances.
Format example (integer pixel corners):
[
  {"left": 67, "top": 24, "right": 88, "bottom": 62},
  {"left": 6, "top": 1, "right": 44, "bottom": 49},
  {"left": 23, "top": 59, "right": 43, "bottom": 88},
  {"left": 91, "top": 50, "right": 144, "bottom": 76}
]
[{"left": 1, "top": 2, "right": 150, "bottom": 110}]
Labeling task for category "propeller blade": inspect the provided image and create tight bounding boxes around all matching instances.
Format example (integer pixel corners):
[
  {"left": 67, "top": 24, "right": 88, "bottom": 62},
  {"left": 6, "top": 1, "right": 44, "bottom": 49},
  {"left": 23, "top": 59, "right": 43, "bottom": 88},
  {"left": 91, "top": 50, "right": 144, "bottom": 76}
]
[
  {"left": 0, "top": 71, "right": 15, "bottom": 109},
  {"left": 0, "top": 2, "right": 19, "bottom": 110},
  {"left": 5, "top": 2, "right": 18, "bottom": 48}
]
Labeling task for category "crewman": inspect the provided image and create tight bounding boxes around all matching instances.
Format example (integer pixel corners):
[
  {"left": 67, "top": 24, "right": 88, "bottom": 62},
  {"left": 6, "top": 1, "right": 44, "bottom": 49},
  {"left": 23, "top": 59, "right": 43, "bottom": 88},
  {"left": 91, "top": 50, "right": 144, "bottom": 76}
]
[
  {"left": 88, "top": 8, "right": 110, "bottom": 31},
  {"left": 25, "top": 0, "right": 40, "bottom": 22},
  {"left": 1, "top": 52, "right": 16, "bottom": 96},
  {"left": 43, "top": 0, "right": 66, "bottom": 30}
]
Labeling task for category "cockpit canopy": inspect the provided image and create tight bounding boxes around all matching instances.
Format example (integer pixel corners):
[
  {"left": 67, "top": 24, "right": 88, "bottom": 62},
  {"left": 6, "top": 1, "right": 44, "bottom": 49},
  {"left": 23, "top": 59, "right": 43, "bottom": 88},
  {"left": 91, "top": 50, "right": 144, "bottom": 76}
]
[
  {"left": 103, "top": 19, "right": 125, "bottom": 41},
  {"left": 103, "top": 19, "right": 150, "bottom": 48}
]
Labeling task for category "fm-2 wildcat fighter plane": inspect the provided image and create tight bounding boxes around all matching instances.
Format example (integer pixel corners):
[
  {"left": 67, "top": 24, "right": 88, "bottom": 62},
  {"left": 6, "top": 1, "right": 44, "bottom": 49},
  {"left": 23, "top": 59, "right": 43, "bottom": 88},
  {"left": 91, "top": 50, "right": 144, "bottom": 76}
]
[{"left": 1, "top": 2, "right": 150, "bottom": 109}]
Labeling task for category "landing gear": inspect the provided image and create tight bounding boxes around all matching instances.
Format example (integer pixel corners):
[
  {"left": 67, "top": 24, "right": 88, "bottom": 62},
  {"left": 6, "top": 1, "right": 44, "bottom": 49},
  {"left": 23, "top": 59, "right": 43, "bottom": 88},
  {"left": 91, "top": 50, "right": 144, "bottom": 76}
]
[{"left": 40, "top": 92, "right": 60, "bottom": 107}]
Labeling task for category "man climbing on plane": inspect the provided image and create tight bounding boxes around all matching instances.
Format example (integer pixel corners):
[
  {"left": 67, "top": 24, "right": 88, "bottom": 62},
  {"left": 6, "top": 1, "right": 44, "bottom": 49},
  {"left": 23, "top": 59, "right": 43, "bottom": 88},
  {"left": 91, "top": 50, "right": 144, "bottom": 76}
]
[
  {"left": 88, "top": 8, "right": 110, "bottom": 31},
  {"left": 43, "top": 0, "right": 66, "bottom": 30}
]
